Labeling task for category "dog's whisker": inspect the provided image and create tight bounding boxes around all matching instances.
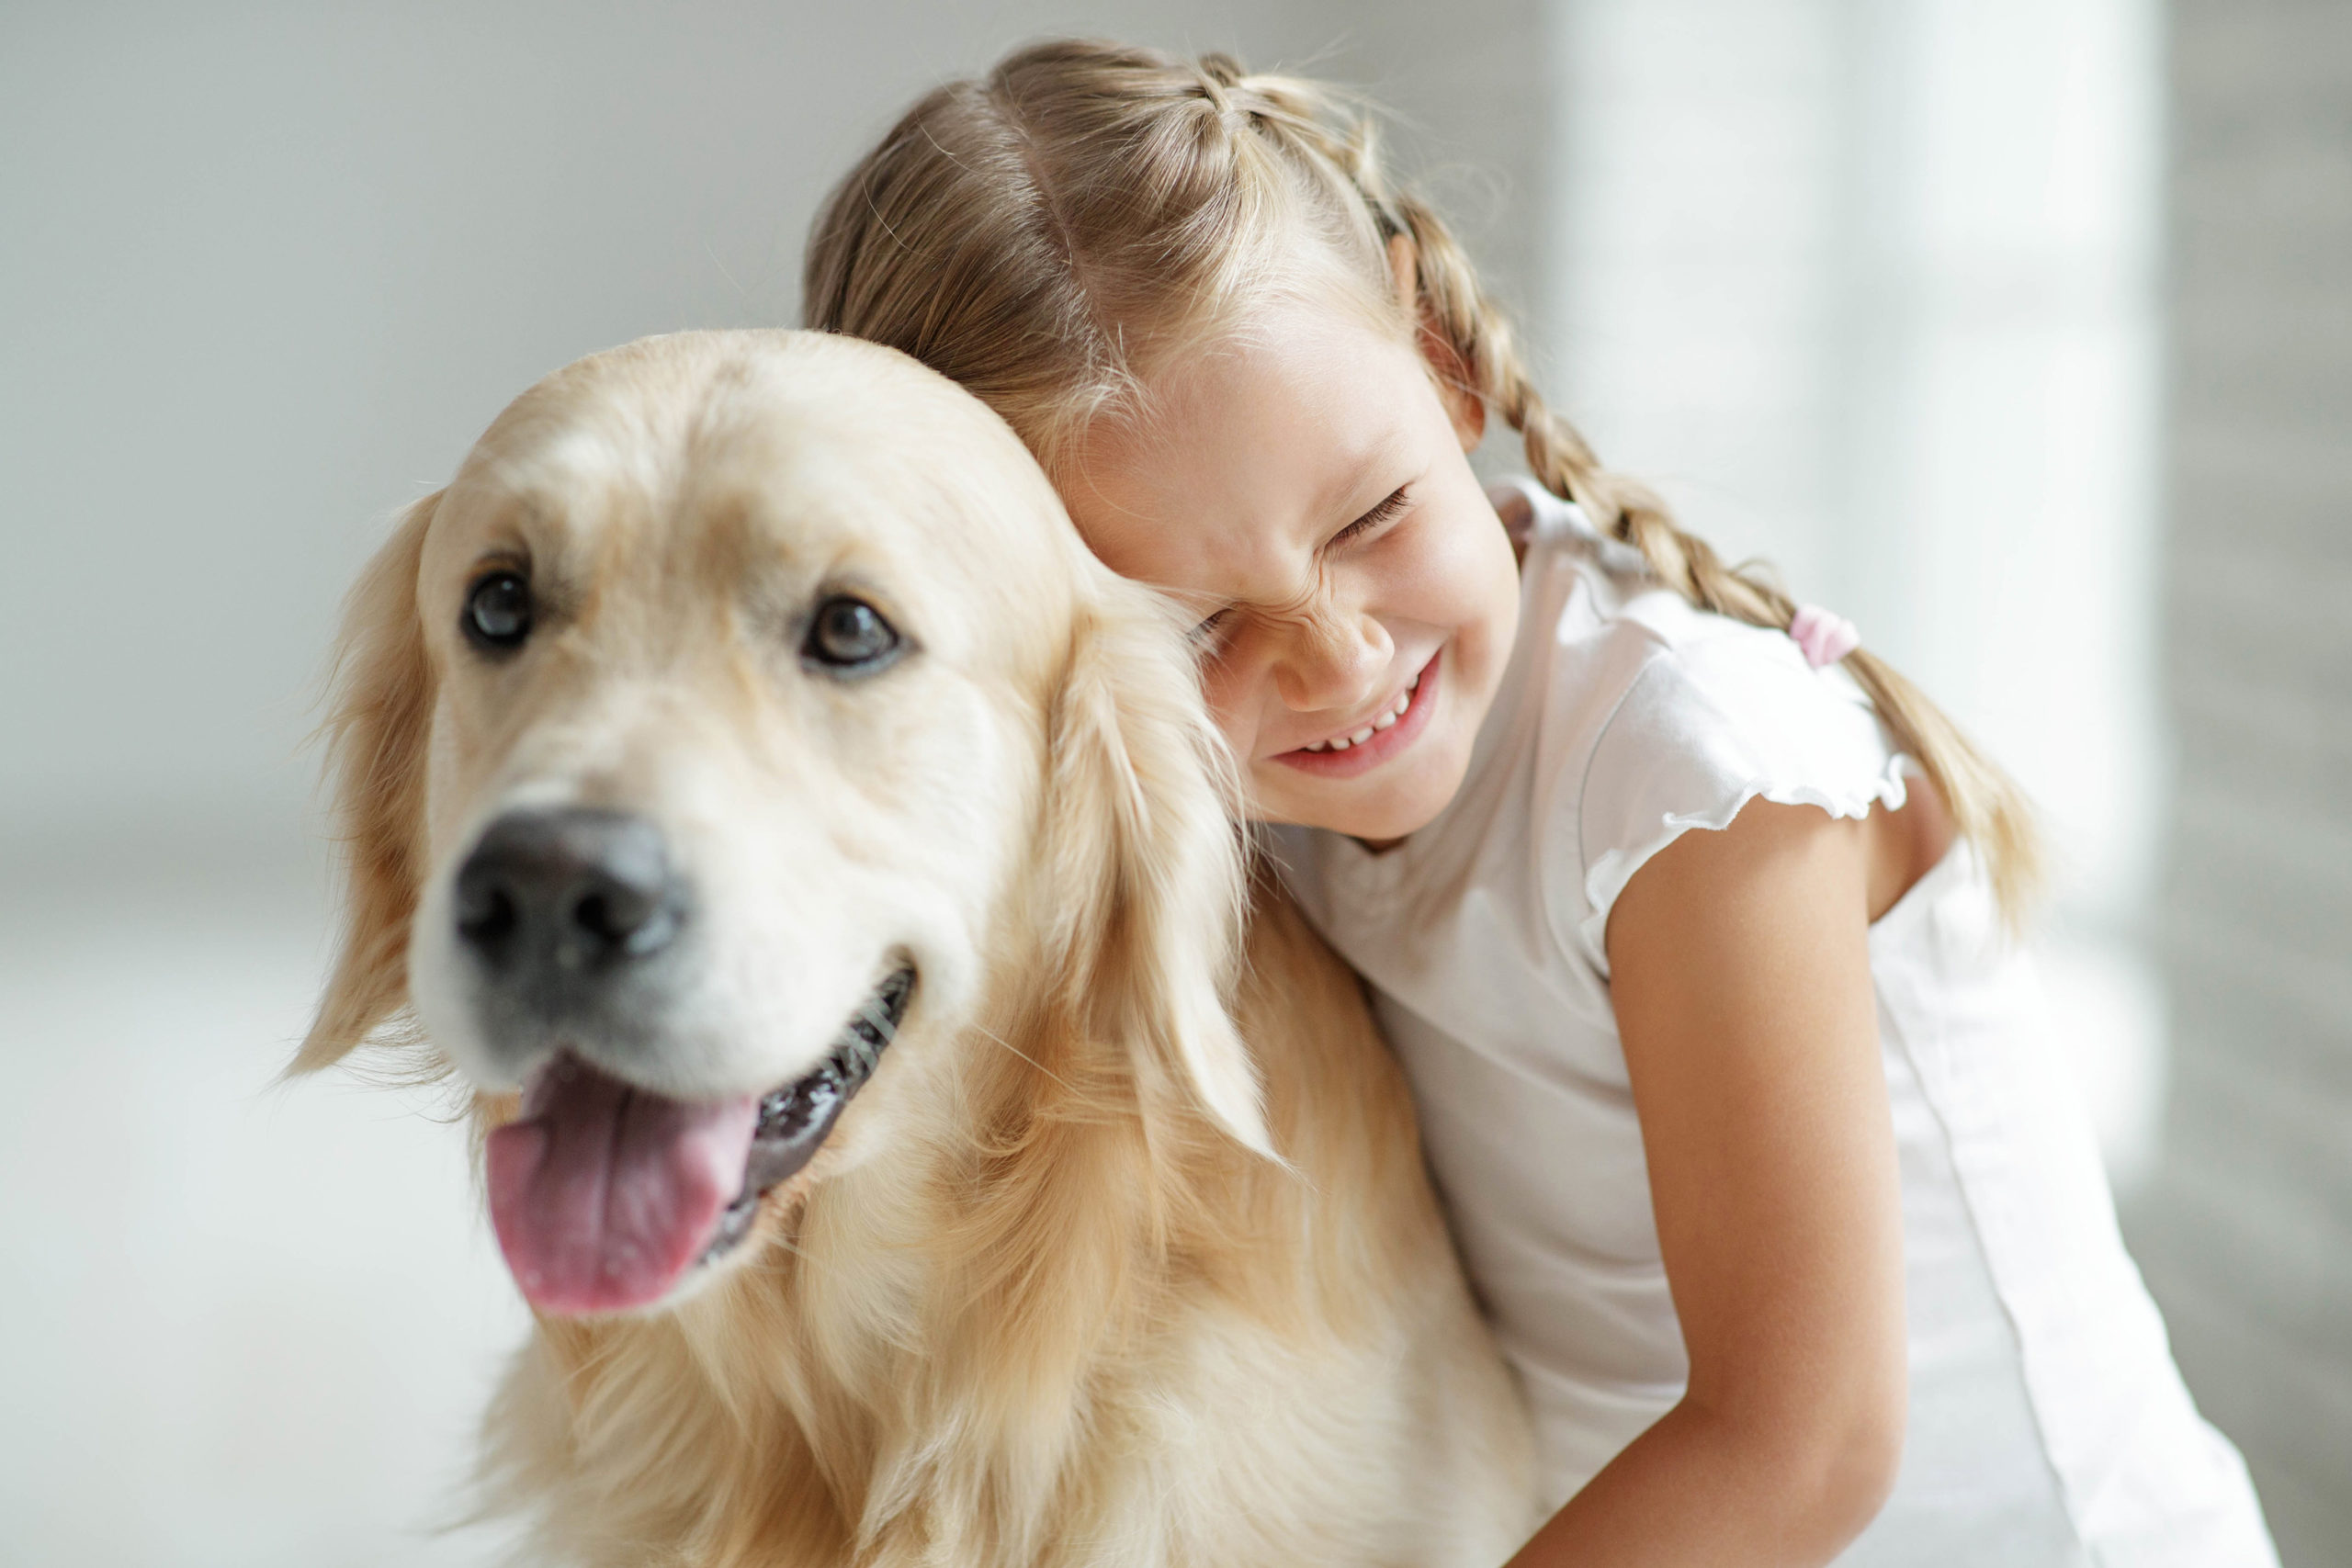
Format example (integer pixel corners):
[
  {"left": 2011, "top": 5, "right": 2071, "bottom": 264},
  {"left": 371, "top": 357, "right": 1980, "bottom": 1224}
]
[
  {"left": 967, "top": 1021, "right": 1078, "bottom": 1094},
  {"left": 846, "top": 1027, "right": 882, "bottom": 1077},
  {"left": 758, "top": 1228, "right": 815, "bottom": 1269}
]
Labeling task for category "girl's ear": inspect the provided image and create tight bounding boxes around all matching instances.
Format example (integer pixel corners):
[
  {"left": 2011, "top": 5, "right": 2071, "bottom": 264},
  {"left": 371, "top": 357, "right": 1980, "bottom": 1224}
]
[
  {"left": 293, "top": 491, "right": 441, "bottom": 1074},
  {"left": 1040, "top": 578, "right": 1273, "bottom": 1158},
  {"left": 1386, "top": 232, "right": 1487, "bottom": 451}
]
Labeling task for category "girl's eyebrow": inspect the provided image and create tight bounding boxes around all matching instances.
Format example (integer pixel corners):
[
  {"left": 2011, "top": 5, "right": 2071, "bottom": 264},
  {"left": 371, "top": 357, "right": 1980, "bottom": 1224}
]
[{"left": 1305, "top": 428, "right": 1398, "bottom": 519}]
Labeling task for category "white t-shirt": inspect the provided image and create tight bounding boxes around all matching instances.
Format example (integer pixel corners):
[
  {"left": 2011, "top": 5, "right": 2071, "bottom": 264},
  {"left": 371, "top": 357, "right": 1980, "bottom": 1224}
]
[{"left": 1269, "top": 480, "right": 2276, "bottom": 1564}]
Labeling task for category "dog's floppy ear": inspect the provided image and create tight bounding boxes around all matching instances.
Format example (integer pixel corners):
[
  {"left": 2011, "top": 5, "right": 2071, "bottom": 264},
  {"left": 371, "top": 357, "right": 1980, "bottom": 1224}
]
[
  {"left": 293, "top": 491, "right": 440, "bottom": 1074},
  {"left": 1041, "top": 576, "right": 1273, "bottom": 1158}
]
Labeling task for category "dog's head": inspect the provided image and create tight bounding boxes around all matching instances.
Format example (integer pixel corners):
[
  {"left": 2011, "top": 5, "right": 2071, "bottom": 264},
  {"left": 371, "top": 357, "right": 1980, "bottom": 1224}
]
[{"left": 300, "top": 330, "right": 1269, "bottom": 1317}]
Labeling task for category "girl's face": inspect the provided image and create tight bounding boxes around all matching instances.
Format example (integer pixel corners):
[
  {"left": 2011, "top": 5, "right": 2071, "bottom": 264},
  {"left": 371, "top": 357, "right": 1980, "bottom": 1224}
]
[{"left": 1062, "top": 295, "right": 1521, "bottom": 842}]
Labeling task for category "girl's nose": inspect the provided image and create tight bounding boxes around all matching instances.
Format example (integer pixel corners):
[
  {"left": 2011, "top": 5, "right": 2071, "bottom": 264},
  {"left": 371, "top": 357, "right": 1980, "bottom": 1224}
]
[{"left": 1271, "top": 606, "right": 1394, "bottom": 714}]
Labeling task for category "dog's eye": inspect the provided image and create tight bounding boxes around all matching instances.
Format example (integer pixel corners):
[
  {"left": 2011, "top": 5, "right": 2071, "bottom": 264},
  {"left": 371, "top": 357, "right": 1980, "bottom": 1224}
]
[
  {"left": 803, "top": 595, "right": 901, "bottom": 672},
  {"left": 464, "top": 570, "right": 533, "bottom": 650}
]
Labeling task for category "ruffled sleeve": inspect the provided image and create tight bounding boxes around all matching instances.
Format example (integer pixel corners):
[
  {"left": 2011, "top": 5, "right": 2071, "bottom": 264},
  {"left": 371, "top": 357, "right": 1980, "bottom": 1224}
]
[{"left": 1555, "top": 622, "right": 1916, "bottom": 976}]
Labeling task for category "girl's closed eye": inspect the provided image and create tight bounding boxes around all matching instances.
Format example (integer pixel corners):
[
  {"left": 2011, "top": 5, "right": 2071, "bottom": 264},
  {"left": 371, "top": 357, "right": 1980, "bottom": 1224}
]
[
  {"left": 1332, "top": 484, "right": 1410, "bottom": 547},
  {"left": 1189, "top": 485, "right": 1411, "bottom": 652},
  {"left": 1189, "top": 606, "right": 1234, "bottom": 650}
]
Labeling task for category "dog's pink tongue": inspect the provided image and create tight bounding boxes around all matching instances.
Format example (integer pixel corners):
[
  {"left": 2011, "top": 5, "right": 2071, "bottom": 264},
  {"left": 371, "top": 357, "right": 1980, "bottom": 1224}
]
[{"left": 485, "top": 1055, "right": 760, "bottom": 1316}]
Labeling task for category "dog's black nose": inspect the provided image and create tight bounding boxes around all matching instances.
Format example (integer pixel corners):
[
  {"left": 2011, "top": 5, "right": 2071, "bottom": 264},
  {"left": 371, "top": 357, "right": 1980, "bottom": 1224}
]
[{"left": 455, "top": 808, "right": 684, "bottom": 976}]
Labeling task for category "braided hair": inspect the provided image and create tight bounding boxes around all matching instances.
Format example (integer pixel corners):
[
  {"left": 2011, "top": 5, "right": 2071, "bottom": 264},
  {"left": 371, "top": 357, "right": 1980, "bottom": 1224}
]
[{"left": 805, "top": 39, "right": 2041, "bottom": 919}]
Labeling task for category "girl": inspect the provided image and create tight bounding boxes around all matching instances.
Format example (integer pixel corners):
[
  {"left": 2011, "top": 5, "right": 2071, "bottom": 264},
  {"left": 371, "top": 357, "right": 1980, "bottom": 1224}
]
[{"left": 803, "top": 39, "right": 2278, "bottom": 1567}]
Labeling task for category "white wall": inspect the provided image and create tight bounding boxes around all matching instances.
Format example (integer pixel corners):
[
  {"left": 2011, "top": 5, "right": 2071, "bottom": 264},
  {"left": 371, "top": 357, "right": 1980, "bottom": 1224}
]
[
  {"left": 0, "top": 0, "right": 1544, "bottom": 855},
  {"left": 2129, "top": 4, "right": 2352, "bottom": 1562}
]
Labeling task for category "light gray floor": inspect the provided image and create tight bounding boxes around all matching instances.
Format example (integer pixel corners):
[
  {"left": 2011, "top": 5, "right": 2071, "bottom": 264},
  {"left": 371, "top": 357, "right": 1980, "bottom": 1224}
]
[{"left": 0, "top": 841, "right": 526, "bottom": 1568}]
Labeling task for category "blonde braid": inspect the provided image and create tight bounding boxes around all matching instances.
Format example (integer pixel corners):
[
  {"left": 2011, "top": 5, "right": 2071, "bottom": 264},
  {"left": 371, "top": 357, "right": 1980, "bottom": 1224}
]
[{"left": 1384, "top": 182, "right": 2043, "bottom": 919}]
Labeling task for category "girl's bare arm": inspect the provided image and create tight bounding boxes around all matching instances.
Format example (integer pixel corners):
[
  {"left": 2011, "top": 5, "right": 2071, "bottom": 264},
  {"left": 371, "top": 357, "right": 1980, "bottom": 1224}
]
[{"left": 1507, "top": 795, "right": 1920, "bottom": 1566}]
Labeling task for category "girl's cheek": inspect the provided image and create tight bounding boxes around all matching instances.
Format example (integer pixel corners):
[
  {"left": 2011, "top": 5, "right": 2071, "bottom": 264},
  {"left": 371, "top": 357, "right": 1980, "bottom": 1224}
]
[
  {"left": 1199, "top": 650, "right": 1264, "bottom": 758},
  {"left": 1415, "top": 492, "right": 1520, "bottom": 635},
  {"left": 1379, "top": 492, "right": 1481, "bottom": 612}
]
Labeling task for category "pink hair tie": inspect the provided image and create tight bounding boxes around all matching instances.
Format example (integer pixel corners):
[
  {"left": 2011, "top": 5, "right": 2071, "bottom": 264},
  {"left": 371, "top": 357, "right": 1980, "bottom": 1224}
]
[{"left": 1788, "top": 604, "right": 1860, "bottom": 668}]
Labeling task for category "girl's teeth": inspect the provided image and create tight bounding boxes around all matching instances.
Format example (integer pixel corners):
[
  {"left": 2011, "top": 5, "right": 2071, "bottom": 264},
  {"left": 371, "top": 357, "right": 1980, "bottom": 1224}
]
[{"left": 1302, "top": 681, "right": 1421, "bottom": 755}]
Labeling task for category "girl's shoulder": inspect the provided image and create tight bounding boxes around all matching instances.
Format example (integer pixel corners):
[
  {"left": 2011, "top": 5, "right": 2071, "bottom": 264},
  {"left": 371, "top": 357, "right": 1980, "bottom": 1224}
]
[{"left": 1495, "top": 480, "right": 1913, "bottom": 974}]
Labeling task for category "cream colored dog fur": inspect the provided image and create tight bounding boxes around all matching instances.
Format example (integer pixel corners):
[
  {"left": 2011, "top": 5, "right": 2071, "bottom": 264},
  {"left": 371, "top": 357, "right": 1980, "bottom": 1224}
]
[{"left": 300, "top": 330, "right": 1532, "bottom": 1565}]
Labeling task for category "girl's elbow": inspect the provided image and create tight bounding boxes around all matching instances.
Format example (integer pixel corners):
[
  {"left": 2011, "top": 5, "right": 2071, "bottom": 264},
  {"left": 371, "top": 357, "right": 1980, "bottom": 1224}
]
[
  {"left": 1783, "top": 1374, "right": 1906, "bottom": 1553},
  {"left": 1818, "top": 1390, "right": 1905, "bottom": 1540}
]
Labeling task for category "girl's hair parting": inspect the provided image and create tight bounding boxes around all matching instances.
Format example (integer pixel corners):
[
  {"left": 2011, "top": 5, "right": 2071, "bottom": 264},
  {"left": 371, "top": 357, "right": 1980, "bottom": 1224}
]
[{"left": 804, "top": 38, "right": 2043, "bottom": 921}]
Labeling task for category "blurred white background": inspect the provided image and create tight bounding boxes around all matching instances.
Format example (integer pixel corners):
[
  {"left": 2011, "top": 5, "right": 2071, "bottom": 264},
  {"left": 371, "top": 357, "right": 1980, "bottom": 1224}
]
[
  {"left": 1544, "top": 0, "right": 2172, "bottom": 1185},
  {"left": 3, "top": 2, "right": 2342, "bottom": 1563}
]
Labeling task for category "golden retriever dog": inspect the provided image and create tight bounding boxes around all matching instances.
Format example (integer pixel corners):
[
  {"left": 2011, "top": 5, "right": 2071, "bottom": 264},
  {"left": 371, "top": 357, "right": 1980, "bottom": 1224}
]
[{"left": 298, "top": 329, "right": 1532, "bottom": 1566}]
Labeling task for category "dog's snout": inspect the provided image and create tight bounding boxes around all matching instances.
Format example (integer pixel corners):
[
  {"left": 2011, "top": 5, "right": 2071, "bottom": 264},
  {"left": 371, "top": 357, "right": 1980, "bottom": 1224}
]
[{"left": 456, "top": 808, "right": 685, "bottom": 977}]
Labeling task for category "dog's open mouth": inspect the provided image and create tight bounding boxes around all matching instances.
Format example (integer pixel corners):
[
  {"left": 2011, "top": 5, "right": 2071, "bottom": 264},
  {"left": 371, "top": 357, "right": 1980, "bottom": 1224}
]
[{"left": 484, "top": 967, "right": 916, "bottom": 1316}]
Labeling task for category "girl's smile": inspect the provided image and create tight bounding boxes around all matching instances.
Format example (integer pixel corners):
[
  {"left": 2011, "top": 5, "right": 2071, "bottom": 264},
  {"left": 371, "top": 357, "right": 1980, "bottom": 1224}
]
[{"left": 1272, "top": 649, "right": 1438, "bottom": 779}]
